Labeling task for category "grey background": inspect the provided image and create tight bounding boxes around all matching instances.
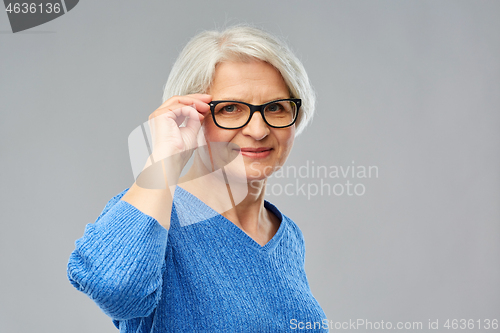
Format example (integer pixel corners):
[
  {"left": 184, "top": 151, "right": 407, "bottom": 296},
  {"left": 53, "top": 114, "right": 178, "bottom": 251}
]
[{"left": 1, "top": 0, "right": 499, "bottom": 332}]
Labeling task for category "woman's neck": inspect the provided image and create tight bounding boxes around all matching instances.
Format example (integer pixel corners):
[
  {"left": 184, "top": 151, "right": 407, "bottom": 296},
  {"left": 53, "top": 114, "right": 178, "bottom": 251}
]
[{"left": 178, "top": 153, "right": 279, "bottom": 245}]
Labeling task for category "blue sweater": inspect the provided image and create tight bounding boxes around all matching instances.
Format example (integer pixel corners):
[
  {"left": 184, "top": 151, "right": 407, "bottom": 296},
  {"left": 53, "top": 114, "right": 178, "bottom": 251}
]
[{"left": 67, "top": 186, "right": 328, "bottom": 332}]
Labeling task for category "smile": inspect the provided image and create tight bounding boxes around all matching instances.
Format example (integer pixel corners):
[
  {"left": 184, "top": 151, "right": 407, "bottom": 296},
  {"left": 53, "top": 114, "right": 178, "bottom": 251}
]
[{"left": 237, "top": 147, "right": 273, "bottom": 158}]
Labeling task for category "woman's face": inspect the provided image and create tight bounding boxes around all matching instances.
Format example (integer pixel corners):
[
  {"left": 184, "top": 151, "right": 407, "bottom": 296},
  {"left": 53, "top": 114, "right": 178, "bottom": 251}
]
[{"left": 201, "top": 60, "right": 295, "bottom": 182}]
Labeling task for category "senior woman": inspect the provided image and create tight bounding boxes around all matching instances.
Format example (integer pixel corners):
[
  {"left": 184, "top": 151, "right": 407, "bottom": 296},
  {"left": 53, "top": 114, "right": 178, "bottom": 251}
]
[{"left": 67, "top": 26, "right": 327, "bottom": 332}]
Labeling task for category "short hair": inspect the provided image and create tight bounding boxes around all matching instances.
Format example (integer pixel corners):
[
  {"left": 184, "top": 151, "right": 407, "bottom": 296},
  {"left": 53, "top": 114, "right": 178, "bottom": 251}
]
[{"left": 162, "top": 25, "right": 315, "bottom": 136}]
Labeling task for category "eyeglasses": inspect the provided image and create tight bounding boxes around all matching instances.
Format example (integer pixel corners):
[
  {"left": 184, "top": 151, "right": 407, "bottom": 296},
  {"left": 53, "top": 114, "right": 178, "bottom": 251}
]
[{"left": 209, "top": 98, "right": 301, "bottom": 130}]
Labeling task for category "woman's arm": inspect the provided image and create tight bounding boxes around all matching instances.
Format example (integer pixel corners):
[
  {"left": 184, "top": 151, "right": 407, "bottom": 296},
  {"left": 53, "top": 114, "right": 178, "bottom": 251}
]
[
  {"left": 121, "top": 93, "right": 212, "bottom": 229},
  {"left": 67, "top": 94, "right": 211, "bottom": 320},
  {"left": 67, "top": 189, "right": 168, "bottom": 320}
]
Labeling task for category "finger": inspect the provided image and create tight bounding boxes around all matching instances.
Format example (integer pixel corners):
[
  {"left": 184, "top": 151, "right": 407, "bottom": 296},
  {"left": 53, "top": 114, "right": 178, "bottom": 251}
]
[
  {"left": 148, "top": 112, "right": 182, "bottom": 148},
  {"left": 183, "top": 94, "right": 212, "bottom": 103},
  {"left": 155, "top": 102, "right": 209, "bottom": 120},
  {"left": 160, "top": 95, "right": 211, "bottom": 114},
  {"left": 164, "top": 105, "right": 203, "bottom": 123},
  {"left": 173, "top": 97, "right": 210, "bottom": 114},
  {"left": 150, "top": 102, "right": 195, "bottom": 121},
  {"left": 149, "top": 107, "right": 204, "bottom": 138},
  {"left": 164, "top": 107, "right": 204, "bottom": 149},
  {"left": 180, "top": 106, "right": 204, "bottom": 133}
]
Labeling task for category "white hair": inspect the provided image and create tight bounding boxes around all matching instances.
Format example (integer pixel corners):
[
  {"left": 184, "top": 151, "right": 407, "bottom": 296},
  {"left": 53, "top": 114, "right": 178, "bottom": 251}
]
[{"left": 162, "top": 25, "right": 315, "bottom": 136}]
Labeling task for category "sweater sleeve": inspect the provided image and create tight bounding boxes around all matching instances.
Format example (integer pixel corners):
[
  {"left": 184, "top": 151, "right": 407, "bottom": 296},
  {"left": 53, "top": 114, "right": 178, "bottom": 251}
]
[{"left": 67, "top": 188, "right": 169, "bottom": 321}]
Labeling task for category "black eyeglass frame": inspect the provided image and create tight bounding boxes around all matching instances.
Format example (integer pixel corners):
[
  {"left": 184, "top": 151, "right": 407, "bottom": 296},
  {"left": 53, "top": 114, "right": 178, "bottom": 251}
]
[{"left": 209, "top": 98, "right": 302, "bottom": 130}]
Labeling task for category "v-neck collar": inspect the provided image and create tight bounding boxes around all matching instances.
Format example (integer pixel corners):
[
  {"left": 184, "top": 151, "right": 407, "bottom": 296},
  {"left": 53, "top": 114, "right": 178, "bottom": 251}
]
[{"left": 173, "top": 186, "right": 286, "bottom": 253}]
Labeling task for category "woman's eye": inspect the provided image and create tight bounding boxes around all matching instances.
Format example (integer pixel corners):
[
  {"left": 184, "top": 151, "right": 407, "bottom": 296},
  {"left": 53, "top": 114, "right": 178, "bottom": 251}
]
[
  {"left": 267, "top": 103, "right": 282, "bottom": 112},
  {"left": 223, "top": 105, "right": 237, "bottom": 113}
]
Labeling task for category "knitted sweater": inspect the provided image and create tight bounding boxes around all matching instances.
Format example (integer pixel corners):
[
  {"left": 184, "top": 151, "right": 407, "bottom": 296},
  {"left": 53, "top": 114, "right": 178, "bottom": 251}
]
[{"left": 67, "top": 186, "right": 328, "bottom": 332}]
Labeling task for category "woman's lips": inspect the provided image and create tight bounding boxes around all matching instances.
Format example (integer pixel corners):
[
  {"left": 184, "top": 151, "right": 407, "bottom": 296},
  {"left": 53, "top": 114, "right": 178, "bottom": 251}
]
[{"left": 238, "top": 147, "right": 273, "bottom": 158}]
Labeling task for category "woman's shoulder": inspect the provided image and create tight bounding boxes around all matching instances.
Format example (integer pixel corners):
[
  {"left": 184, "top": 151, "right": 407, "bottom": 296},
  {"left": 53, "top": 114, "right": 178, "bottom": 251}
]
[{"left": 170, "top": 186, "right": 224, "bottom": 228}]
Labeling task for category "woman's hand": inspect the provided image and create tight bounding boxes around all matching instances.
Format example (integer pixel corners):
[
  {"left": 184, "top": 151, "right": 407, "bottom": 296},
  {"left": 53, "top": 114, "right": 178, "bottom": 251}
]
[
  {"left": 122, "top": 94, "right": 211, "bottom": 229},
  {"left": 147, "top": 94, "right": 212, "bottom": 173}
]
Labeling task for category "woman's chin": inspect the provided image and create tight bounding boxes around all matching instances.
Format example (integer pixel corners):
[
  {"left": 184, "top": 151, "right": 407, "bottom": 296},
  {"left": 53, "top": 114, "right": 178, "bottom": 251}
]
[
  {"left": 243, "top": 166, "right": 273, "bottom": 182},
  {"left": 219, "top": 166, "right": 266, "bottom": 184}
]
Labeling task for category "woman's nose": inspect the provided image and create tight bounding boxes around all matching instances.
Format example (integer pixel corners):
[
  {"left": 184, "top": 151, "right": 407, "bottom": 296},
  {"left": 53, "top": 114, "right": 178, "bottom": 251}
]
[{"left": 241, "top": 111, "right": 270, "bottom": 140}]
